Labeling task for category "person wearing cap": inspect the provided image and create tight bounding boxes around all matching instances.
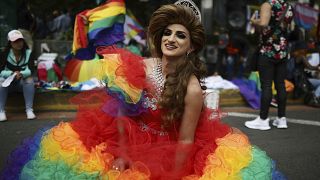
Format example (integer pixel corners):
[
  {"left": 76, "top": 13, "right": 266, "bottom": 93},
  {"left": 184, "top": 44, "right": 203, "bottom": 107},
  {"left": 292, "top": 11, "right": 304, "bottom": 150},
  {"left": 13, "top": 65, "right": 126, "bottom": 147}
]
[{"left": 0, "top": 30, "right": 36, "bottom": 121}]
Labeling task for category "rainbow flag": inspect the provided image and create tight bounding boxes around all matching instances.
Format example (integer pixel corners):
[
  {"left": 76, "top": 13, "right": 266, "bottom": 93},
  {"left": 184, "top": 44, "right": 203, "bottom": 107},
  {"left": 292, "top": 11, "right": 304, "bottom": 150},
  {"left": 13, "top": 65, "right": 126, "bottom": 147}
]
[
  {"left": 72, "top": 0, "right": 126, "bottom": 60},
  {"left": 294, "top": 3, "right": 319, "bottom": 30},
  {"left": 233, "top": 72, "right": 294, "bottom": 109},
  {"left": 124, "top": 10, "right": 146, "bottom": 46}
]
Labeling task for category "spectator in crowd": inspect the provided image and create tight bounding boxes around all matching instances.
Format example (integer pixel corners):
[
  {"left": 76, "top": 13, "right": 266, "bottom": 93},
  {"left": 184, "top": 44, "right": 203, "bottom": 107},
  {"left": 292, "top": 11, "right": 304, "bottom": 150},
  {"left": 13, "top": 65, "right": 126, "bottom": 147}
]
[
  {"left": 306, "top": 69, "right": 320, "bottom": 107},
  {"left": 16, "top": 0, "right": 36, "bottom": 50},
  {"left": 216, "top": 27, "right": 229, "bottom": 76},
  {"left": 34, "top": 16, "right": 50, "bottom": 39},
  {"left": 203, "top": 33, "right": 219, "bottom": 76},
  {"left": 245, "top": 0, "right": 294, "bottom": 130},
  {"left": 48, "top": 9, "right": 72, "bottom": 40},
  {"left": 0, "top": 30, "right": 36, "bottom": 121},
  {"left": 291, "top": 41, "right": 320, "bottom": 107}
]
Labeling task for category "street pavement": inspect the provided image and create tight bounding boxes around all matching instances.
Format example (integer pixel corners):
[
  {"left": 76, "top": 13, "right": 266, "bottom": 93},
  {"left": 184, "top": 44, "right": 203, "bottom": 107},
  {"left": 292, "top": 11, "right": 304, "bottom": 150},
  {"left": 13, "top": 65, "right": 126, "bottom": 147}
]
[{"left": 0, "top": 105, "right": 319, "bottom": 179}]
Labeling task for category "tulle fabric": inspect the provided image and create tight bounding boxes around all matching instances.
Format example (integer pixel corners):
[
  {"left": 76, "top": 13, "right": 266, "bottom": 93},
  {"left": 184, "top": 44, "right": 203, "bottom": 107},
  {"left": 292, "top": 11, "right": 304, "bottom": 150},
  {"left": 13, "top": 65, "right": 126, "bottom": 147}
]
[
  {"left": 0, "top": 127, "right": 52, "bottom": 180},
  {"left": 96, "top": 46, "right": 147, "bottom": 117},
  {"left": 1, "top": 95, "right": 278, "bottom": 179},
  {"left": 0, "top": 47, "right": 285, "bottom": 180},
  {"left": 68, "top": 91, "right": 226, "bottom": 179}
]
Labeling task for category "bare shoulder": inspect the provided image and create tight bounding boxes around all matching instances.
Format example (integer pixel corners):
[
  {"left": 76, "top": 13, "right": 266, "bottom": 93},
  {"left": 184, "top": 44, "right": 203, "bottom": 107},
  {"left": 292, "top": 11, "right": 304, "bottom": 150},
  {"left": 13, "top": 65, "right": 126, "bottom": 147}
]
[
  {"left": 186, "top": 75, "right": 202, "bottom": 98},
  {"left": 143, "top": 58, "right": 155, "bottom": 66},
  {"left": 262, "top": 2, "right": 272, "bottom": 9},
  {"left": 143, "top": 58, "right": 157, "bottom": 74}
]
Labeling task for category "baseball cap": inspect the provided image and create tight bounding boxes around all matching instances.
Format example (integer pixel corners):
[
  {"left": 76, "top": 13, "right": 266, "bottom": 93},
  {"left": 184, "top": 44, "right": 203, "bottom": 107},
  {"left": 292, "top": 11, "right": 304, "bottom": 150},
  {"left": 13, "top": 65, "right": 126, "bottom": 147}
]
[{"left": 7, "top": 30, "right": 24, "bottom": 42}]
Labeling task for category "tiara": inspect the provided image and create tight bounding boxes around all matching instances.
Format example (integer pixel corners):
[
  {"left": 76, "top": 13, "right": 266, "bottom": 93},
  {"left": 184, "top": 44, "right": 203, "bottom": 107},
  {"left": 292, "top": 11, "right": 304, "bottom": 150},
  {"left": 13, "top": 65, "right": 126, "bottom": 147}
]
[{"left": 174, "top": 0, "right": 201, "bottom": 22}]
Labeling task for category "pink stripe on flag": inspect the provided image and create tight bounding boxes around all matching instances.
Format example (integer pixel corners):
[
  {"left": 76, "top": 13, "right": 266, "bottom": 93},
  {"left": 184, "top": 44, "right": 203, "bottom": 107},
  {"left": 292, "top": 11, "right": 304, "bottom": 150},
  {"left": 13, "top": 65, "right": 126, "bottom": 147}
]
[
  {"left": 295, "top": 3, "right": 318, "bottom": 24},
  {"left": 296, "top": 11, "right": 318, "bottom": 24}
]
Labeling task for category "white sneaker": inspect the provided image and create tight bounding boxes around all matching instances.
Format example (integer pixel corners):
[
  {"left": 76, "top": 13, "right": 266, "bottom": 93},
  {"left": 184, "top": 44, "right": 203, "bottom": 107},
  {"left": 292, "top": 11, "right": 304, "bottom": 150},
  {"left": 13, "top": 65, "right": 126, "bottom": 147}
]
[
  {"left": 0, "top": 112, "right": 7, "bottom": 122},
  {"left": 26, "top": 110, "right": 36, "bottom": 120},
  {"left": 272, "top": 117, "right": 288, "bottom": 129},
  {"left": 245, "top": 117, "right": 271, "bottom": 130}
]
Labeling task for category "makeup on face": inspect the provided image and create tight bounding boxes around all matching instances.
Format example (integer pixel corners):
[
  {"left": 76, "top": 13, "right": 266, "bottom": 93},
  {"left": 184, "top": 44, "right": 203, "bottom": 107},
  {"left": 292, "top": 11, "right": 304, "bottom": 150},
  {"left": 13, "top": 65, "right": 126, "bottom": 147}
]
[
  {"left": 163, "top": 29, "right": 188, "bottom": 40},
  {"left": 161, "top": 24, "right": 191, "bottom": 58}
]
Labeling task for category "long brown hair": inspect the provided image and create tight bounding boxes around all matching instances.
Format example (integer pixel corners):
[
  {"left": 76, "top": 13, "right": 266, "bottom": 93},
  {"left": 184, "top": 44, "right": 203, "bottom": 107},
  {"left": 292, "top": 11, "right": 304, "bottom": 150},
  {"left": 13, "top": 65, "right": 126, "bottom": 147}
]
[{"left": 147, "top": 4, "right": 206, "bottom": 128}]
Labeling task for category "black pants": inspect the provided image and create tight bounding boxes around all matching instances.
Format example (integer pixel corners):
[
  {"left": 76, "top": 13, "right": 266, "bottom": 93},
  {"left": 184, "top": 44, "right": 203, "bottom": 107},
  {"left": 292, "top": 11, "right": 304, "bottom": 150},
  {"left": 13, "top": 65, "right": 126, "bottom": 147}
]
[{"left": 258, "top": 55, "right": 287, "bottom": 119}]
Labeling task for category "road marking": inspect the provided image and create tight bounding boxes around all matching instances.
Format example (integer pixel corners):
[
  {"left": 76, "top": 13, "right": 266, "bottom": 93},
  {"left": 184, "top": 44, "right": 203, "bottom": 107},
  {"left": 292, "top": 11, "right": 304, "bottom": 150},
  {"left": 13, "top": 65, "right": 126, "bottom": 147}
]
[{"left": 227, "top": 112, "right": 320, "bottom": 127}]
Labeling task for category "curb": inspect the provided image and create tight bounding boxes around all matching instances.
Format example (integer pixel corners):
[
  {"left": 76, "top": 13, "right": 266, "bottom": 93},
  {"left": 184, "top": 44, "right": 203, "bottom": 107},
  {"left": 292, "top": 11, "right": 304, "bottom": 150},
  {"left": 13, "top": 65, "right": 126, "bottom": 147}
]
[{"left": 5, "top": 89, "right": 304, "bottom": 112}]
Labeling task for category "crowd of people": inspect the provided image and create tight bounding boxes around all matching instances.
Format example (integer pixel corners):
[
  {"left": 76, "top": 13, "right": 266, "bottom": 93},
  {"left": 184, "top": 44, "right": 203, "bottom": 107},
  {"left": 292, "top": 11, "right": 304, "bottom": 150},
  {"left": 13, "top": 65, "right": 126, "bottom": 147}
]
[
  {"left": 203, "top": 1, "right": 320, "bottom": 111},
  {"left": 0, "top": 0, "right": 320, "bottom": 179},
  {"left": 1, "top": 1, "right": 288, "bottom": 179},
  {"left": 16, "top": 0, "right": 73, "bottom": 45}
]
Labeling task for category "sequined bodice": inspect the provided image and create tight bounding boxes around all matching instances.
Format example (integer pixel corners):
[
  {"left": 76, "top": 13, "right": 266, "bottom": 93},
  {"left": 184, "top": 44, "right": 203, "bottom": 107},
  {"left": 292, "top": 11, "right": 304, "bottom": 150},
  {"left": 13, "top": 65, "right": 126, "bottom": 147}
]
[
  {"left": 140, "top": 61, "right": 170, "bottom": 137},
  {"left": 142, "top": 61, "right": 164, "bottom": 111},
  {"left": 151, "top": 61, "right": 165, "bottom": 98}
]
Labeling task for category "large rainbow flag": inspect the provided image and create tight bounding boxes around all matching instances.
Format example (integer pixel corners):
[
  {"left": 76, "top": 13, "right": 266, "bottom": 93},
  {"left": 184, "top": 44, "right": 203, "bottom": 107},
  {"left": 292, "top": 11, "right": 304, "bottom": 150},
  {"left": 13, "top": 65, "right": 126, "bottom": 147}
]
[
  {"left": 64, "top": 0, "right": 148, "bottom": 83},
  {"left": 72, "top": 0, "right": 126, "bottom": 60}
]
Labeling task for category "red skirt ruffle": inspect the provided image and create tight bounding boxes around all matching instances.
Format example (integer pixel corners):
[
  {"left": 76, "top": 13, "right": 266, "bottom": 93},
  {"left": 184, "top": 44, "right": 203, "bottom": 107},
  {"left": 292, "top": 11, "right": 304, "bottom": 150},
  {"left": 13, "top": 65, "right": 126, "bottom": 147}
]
[{"left": 69, "top": 90, "right": 231, "bottom": 179}]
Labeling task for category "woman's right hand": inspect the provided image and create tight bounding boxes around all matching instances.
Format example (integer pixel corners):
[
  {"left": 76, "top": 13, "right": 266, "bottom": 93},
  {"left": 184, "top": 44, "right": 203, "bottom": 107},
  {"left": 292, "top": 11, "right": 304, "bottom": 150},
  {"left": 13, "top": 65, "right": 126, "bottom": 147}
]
[
  {"left": 79, "top": 15, "right": 89, "bottom": 25},
  {"left": 111, "top": 157, "right": 128, "bottom": 172},
  {"left": 250, "top": 11, "right": 258, "bottom": 23}
]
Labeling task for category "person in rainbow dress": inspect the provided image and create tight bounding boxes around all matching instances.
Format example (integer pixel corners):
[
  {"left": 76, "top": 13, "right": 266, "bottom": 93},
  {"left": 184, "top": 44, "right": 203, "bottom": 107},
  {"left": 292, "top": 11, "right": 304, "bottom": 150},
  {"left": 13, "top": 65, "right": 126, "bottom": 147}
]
[{"left": 1, "top": 1, "right": 285, "bottom": 179}]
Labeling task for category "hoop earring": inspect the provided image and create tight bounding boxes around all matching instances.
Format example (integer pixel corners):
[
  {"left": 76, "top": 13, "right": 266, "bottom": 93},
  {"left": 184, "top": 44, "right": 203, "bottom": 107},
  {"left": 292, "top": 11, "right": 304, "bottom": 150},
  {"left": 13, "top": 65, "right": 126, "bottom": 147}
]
[{"left": 186, "top": 51, "right": 191, "bottom": 58}]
